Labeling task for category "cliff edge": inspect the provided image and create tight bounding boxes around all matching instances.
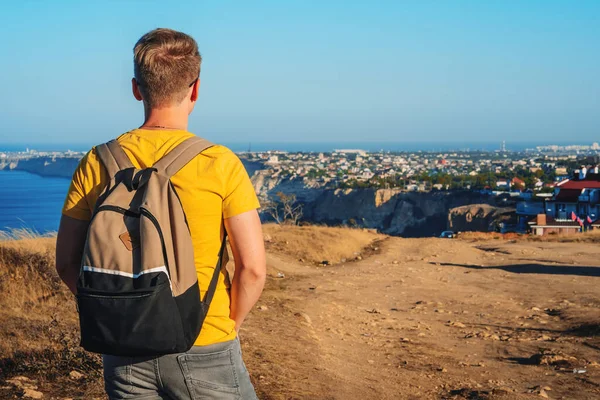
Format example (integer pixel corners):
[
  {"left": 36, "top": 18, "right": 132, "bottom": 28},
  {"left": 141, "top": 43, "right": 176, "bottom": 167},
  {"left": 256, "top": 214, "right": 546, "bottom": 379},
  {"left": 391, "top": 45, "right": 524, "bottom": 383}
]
[{"left": 0, "top": 157, "right": 80, "bottom": 178}]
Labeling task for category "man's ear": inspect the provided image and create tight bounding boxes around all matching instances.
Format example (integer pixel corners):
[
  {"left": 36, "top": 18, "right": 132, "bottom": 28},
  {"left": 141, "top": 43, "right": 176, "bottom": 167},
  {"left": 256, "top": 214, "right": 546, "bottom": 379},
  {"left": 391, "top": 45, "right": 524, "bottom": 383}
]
[
  {"left": 190, "top": 78, "right": 200, "bottom": 102},
  {"left": 132, "top": 78, "right": 143, "bottom": 101}
]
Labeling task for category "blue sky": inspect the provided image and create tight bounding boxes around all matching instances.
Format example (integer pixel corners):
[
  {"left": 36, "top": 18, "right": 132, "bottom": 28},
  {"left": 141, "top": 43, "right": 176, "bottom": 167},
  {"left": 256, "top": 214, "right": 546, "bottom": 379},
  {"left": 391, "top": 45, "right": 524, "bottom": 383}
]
[{"left": 0, "top": 1, "right": 598, "bottom": 147}]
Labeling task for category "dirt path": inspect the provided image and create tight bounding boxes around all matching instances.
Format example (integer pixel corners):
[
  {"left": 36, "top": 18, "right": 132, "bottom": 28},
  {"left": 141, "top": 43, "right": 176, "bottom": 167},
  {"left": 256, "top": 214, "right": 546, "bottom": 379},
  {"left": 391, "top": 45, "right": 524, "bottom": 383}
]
[{"left": 242, "top": 237, "right": 600, "bottom": 400}]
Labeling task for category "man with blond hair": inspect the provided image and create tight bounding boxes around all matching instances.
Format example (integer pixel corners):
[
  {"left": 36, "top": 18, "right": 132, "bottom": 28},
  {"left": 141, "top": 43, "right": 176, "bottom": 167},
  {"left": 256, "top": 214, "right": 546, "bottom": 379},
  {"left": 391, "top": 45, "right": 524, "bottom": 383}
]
[{"left": 56, "top": 28, "right": 265, "bottom": 399}]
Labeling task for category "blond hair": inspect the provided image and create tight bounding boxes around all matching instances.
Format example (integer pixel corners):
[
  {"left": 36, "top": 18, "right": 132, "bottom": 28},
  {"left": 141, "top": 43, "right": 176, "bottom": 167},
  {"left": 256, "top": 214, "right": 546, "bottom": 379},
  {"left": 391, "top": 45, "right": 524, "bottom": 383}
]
[{"left": 133, "top": 28, "right": 201, "bottom": 107}]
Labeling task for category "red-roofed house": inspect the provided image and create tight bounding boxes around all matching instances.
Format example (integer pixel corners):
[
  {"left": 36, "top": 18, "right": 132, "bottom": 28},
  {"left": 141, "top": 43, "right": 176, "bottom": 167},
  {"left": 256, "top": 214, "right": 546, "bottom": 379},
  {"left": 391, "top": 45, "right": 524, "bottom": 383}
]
[
  {"left": 556, "top": 175, "right": 600, "bottom": 190},
  {"left": 539, "top": 173, "right": 600, "bottom": 224},
  {"left": 511, "top": 177, "right": 526, "bottom": 189}
]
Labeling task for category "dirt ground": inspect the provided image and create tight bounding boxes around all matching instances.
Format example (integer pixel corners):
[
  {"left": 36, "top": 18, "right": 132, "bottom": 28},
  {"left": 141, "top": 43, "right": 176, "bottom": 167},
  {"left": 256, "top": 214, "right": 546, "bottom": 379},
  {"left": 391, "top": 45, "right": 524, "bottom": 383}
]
[
  {"left": 1, "top": 232, "right": 599, "bottom": 399},
  {"left": 243, "top": 236, "right": 600, "bottom": 400}
]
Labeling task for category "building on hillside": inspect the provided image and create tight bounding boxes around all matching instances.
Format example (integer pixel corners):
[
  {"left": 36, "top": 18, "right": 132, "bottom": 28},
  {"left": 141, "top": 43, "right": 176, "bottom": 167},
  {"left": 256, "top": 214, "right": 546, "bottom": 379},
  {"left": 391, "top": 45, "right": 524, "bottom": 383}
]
[
  {"left": 547, "top": 174, "right": 600, "bottom": 220},
  {"left": 554, "top": 167, "right": 568, "bottom": 176},
  {"left": 534, "top": 179, "right": 544, "bottom": 189},
  {"left": 496, "top": 179, "right": 510, "bottom": 189},
  {"left": 530, "top": 172, "right": 600, "bottom": 235},
  {"left": 530, "top": 214, "right": 581, "bottom": 236},
  {"left": 360, "top": 169, "right": 374, "bottom": 180},
  {"left": 335, "top": 149, "right": 367, "bottom": 156},
  {"left": 511, "top": 177, "right": 525, "bottom": 189},
  {"left": 266, "top": 155, "right": 279, "bottom": 164},
  {"left": 515, "top": 192, "right": 545, "bottom": 233}
]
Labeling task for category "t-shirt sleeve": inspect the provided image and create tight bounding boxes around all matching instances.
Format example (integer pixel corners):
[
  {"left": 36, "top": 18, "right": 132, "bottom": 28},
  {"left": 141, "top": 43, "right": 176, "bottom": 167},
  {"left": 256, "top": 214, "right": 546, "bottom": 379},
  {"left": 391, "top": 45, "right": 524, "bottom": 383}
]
[
  {"left": 220, "top": 152, "right": 260, "bottom": 219},
  {"left": 62, "top": 149, "right": 106, "bottom": 221}
]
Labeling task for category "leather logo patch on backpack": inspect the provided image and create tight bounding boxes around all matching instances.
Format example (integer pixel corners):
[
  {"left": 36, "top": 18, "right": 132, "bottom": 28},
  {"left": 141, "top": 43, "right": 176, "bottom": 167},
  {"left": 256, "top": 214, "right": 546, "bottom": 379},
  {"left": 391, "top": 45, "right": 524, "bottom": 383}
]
[{"left": 119, "top": 232, "right": 139, "bottom": 251}]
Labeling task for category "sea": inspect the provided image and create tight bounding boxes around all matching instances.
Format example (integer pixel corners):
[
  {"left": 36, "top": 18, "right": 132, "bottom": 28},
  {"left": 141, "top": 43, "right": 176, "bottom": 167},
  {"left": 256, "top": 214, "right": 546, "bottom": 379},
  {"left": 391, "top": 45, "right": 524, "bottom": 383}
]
[{"left": 0, "top": 170, "right": 71, "bottom": 234}]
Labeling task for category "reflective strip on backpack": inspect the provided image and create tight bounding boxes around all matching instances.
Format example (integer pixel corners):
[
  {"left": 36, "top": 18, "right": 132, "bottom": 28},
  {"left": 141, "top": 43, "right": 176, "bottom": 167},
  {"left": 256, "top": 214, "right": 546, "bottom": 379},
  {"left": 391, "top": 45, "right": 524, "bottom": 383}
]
[{"left": 81, "top": 265, "right": 173, "bottom": 293}]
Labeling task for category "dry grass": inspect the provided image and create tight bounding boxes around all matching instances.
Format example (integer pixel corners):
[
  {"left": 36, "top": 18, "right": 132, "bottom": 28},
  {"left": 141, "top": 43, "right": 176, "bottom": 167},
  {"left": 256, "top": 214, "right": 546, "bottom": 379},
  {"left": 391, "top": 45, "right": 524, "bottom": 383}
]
[
  {"left": 0, "top": 228, "right": 55, "bottom": 242},
  {"left": 458, "top": 231, "right": 524, "bottom": 242},
  {"left": 0, "top": 237, "right": 103, "bottom": 398},
  {"left": 0, "top": 238, "right": 62, "bottom": 314},
  {"left": 527, "top": 229, "right": 600, "bottom": 243},
  {"left": 458, "top": 229, "right": 600, "bottom": 243},
  {"left": 262, "top": 223, "right": 384, "bottom": 264}
]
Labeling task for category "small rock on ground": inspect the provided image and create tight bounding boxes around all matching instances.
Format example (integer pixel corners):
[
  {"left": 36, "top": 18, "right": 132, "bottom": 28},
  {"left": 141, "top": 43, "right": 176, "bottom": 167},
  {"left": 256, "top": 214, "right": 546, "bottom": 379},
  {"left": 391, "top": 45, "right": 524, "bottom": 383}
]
[
  {"left": 23, "top": 388, "right": 44, "bottom": 399},
  {"left": 69, "top": 370, "right": 84, "bottom": 380}
]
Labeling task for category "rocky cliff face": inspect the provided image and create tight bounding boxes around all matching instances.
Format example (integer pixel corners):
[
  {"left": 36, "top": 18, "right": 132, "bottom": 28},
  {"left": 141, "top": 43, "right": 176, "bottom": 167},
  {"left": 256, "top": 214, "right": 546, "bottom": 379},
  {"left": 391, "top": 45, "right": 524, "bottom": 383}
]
[
  {"left": 252, "top": 171, "right": 325, "bottom": 204},
  {"left": 303, "top": 189, "right": 493, "bottom": 237},
  {"left": 252, "top": 171, "right": 496, "bottom": 237},
  {"left": 0, "top": 157, "right": 81, "bottom": 178},
  {"left": 448, "top": 204, "right": 516, "bottom": 233}
]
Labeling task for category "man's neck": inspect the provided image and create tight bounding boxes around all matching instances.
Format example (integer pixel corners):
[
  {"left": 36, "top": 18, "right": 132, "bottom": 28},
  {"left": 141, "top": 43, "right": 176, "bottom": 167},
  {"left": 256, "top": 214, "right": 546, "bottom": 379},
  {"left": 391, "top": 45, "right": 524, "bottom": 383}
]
[{"left": 140, "top": 106, "right": 189, "bottom": 131}]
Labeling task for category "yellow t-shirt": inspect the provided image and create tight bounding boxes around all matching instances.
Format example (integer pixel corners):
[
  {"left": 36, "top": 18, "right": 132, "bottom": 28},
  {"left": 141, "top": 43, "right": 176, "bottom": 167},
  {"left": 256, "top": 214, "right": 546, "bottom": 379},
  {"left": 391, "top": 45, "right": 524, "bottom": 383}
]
[{"left": 62, "top": 128, "right": 260, "bottom": 346}]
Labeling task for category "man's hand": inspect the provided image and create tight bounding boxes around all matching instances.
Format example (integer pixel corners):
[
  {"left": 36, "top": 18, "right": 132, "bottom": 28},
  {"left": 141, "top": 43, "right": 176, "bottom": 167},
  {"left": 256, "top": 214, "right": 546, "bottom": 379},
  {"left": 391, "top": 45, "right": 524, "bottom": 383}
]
[
  {"left": 224, "top": 209, "right": 266, "bottom": 332},
  {"left": 56, "top": 215, "right": 89, "bottom": 295}
]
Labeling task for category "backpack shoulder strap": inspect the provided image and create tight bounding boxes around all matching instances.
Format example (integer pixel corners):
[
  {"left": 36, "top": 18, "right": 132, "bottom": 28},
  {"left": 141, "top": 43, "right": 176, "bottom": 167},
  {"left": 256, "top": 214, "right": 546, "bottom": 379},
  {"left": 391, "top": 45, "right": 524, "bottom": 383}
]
[
  {"left": 153, "top": 136, "right": 214, "bottom": 178},
  {"left": 95, "top": 140, "right": 135, "bottom": 177},
  {"left": 202, "top": 230, "right": 228, "bottom": 312}
]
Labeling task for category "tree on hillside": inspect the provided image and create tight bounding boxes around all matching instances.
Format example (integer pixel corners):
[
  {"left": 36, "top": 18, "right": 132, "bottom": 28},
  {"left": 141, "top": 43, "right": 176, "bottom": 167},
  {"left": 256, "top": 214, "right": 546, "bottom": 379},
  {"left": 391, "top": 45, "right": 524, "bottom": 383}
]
[{"left": 265, "top": 192, "right": 303, "bottom": 225}]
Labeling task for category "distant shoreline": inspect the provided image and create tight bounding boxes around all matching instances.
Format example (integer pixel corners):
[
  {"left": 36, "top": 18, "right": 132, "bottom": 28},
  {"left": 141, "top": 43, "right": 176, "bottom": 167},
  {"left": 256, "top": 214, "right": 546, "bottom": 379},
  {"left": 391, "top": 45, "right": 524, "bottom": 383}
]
[
  {"left": 0, "top": 156, "right": 264, "bottom": 181},
  {"left": 2, "top": 141, "right": 597, "bottom": 153}
]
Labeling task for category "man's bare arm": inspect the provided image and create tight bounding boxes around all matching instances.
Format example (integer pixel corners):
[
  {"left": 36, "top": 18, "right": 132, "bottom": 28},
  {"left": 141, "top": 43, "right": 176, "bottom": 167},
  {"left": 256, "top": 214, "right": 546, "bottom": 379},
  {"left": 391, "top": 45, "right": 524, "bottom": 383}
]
[
  {"left": 56, "top": 215, "right": 89, "bottom": 295},
  {"left": 224, "top": 209, "right": 266, "bottom": 332}
]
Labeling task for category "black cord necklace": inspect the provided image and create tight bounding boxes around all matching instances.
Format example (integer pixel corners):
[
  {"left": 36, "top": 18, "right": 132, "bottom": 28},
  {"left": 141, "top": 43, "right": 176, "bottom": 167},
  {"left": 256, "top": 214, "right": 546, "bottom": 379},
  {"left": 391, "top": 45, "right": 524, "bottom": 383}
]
[{"left": 140, "top": 125, "right": 179, "bottom": 130}]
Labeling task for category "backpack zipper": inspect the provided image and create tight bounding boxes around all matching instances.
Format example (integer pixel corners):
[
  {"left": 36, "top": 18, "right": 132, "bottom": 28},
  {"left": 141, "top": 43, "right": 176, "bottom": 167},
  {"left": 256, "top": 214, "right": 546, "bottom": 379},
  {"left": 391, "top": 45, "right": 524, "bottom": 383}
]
[{"left": 79, "top": 292, "right": 154, "bottom": 300}]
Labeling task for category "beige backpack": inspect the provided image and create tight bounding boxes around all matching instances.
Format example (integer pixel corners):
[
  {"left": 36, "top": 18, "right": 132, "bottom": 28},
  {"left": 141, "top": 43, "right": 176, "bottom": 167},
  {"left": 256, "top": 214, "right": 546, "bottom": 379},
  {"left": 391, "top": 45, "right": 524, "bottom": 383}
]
[{"left": 76, "top": 136, "right": 226, "bottom": 356}]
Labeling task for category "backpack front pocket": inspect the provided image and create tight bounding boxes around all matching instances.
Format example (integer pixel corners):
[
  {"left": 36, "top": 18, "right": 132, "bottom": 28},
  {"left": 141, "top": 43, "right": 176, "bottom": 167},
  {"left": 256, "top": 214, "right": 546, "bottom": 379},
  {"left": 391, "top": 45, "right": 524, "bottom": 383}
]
[{"left": 77, "top": 281, "right": 184, "bottom": 356}]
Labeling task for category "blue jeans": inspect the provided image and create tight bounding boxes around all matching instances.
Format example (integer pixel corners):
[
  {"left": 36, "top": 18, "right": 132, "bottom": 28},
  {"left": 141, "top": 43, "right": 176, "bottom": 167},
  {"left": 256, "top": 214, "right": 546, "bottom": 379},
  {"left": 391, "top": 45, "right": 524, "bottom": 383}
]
[{"left": 103, "top": 338, "right": 258, "bottom": 399}]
